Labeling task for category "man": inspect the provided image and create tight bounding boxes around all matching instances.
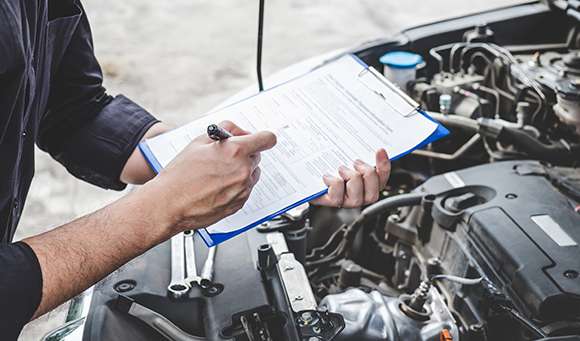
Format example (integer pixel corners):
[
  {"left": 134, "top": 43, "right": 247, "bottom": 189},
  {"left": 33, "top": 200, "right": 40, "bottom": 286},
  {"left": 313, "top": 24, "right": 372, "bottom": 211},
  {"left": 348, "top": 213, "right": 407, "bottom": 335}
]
[{"left": 0, "top": 0, "right": 391, "bottom": 339}]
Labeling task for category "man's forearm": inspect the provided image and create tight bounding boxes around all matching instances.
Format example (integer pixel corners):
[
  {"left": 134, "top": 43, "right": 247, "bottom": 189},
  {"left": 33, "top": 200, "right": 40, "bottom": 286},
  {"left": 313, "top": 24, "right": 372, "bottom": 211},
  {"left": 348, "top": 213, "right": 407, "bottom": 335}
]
[{"left": 23, "top": 181, "right": 175, "bottom": 319}]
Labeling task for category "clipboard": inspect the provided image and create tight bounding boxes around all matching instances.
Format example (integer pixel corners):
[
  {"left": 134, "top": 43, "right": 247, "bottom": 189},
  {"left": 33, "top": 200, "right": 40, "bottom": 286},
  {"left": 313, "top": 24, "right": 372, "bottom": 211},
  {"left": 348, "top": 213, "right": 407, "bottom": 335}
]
[
  {"left": 140, "top": 54, "right": 449, "bottom": 247},
  {"left": 350, "top": 54, "right": 449, "bottom": 158}
]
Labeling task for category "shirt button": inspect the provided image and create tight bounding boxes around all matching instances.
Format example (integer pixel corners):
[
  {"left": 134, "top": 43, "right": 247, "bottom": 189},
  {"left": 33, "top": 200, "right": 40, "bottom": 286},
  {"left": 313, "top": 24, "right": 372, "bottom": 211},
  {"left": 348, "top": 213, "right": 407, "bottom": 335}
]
[
  {"left": 13, "top": 198, "right": 19, "bottom": 209},
  {"left": 22, "top": 130, "right": 27, "bottom": 141}
]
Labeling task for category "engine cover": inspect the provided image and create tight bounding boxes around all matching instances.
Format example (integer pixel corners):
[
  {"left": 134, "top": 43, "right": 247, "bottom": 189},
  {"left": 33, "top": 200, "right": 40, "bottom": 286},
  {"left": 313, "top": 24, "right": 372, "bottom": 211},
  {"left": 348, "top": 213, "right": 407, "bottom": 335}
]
[{"left": 415, "top": 160, "right": 580, "bottom": 323}]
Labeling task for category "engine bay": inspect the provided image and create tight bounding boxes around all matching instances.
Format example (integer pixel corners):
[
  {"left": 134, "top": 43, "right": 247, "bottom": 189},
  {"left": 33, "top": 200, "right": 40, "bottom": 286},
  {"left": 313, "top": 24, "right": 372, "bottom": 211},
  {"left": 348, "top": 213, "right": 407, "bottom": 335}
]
[{"left": 47, "top": 1, "right": 580, "bottom": 340}]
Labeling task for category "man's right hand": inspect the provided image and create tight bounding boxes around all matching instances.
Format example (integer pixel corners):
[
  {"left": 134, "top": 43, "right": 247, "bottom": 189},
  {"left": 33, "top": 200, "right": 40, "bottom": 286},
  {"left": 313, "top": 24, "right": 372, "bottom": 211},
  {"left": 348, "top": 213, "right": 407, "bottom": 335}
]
[
  {"left": 25, "top": 120, "right": 276, "bottom": 320},
  {"left": 148, "top": 120, "right": 277, "bottom": 235}
]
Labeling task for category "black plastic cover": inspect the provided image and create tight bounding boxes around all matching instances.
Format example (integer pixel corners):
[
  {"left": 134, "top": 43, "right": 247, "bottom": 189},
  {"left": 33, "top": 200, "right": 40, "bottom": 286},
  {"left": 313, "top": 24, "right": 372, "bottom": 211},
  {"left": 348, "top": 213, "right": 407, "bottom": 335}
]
[{"left": 417, "top": 161, "right": 580, "bottom": 322}]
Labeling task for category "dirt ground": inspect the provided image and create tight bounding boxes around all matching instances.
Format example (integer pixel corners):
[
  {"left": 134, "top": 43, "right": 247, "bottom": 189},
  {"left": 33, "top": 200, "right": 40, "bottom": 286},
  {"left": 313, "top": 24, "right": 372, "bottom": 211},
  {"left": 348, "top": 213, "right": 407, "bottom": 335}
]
[{"left": 17, "top": 0, "right": 526, "bottom": 339}]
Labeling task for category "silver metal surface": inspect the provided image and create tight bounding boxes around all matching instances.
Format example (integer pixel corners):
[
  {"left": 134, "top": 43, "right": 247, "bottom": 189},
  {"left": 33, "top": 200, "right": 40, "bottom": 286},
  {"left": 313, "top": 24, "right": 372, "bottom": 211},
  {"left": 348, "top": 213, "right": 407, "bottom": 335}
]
[
  {"left": 184, "top": 231, "right": 201, "bottom": 285},
  {"left": 281, "top": 202, "right": 310, "bottom": 221},
  {"left": 66, "top": 286, "right": 94, "bottom": 323},
  {"left": 42, "top": 287, "right": 94, "bottom": 341},
  {"left": 532, "top": 214, "right": 577, "bottom": 247},
  {"left": 167, "top": 232, "right": 190, "bottom": 299},
  {"left": 240, "top": 316, "right": 255, "bottom": 341},
  {"left": 319, "top": 288, "right": 459, "bottom": 341},
  {"left": 42, "top": 319, "right": 86, "bottom": 341},
  {"left": 278, "top": 253, "right": 317, "bottom": 312},
  {"left": 412, "top": 133, "right": 482, "bottom": 160},
  {"left": 265, "top": 232, "right": 289, "bottom": 255},
  {"left": 127, "top": 299, "right": 205, "bottom": 340},
  {"left": 200, "top": 246, "right": 216, "bottom": 289}
]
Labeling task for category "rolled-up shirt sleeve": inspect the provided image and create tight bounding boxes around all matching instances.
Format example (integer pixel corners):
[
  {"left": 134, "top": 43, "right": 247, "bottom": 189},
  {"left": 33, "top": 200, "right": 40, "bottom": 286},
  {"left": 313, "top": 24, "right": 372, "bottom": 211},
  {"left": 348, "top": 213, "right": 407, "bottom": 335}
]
[
  {"left": 0, "top": 242, "right": 42, "bottom": 340},
  {"left": 42, "top": 94, "right": 158, "bottom": 190},
  {"left": 37, "top": 1, "right": 158, "bottom": 190}
]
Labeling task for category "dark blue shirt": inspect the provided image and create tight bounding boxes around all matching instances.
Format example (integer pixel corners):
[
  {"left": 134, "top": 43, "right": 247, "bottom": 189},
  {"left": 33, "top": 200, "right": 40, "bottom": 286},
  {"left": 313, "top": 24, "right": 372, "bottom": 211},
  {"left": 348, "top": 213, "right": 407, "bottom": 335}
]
[{"left": 0, "top": 0, "right": 158, "bottom": 338}]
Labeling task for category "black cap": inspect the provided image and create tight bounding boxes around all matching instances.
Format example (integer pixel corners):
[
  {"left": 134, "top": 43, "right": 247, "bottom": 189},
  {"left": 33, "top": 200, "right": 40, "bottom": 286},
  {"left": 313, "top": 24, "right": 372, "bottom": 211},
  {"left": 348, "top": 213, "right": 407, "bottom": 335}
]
[
  {"left": 556, "top": 79, "right": 580, "bottom": 101},
  {"left": 563, "top": 52, "right": 580, "bottom": 70}
]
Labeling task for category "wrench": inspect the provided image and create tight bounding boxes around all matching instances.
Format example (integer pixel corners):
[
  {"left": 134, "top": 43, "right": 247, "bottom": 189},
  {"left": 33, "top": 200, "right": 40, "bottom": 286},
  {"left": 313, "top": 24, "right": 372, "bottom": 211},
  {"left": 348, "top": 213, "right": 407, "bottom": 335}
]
[
  {"left": 167, "top": 232, "right": 190, "bottom": 299},
  {"left": 200, "top": 245, "right": 217, "bottom": 289},
  {"left": 183, "top": 230, "right": 201, "bottom": 285}
]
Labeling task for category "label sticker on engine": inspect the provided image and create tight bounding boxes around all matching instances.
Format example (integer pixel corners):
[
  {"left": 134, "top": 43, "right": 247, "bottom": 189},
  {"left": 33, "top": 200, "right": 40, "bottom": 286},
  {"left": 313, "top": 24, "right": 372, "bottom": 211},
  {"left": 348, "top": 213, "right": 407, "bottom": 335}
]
[
  {"left": 444, "top": 172, "right": 465, "bottom": 188},
  {"left": 531, "top": 215, "right": 577, "bottom": 247}
]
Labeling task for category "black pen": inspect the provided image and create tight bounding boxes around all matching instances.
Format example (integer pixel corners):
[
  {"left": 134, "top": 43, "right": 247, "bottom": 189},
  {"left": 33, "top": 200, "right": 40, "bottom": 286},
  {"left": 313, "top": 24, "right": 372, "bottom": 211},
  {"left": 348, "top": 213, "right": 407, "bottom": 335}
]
[{"left": 207, "top": 124, "right": 233, "bottom": 141}]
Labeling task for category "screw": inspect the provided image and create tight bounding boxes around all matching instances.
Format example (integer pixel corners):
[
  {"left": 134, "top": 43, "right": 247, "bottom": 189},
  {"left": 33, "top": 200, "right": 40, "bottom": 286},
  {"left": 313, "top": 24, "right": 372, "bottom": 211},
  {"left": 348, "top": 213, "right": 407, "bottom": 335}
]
[
  {"left": 114, "top": 280, "right": 136, "bottom": 293},
  {"left": 469, "top": 324, "right": 483, "bottom": 333},
  {"left": 427, "top": 257, "right": 441, "bottom": 266},
  {"left": 293, "top": 295, "right": 303, "bottom": 302}
]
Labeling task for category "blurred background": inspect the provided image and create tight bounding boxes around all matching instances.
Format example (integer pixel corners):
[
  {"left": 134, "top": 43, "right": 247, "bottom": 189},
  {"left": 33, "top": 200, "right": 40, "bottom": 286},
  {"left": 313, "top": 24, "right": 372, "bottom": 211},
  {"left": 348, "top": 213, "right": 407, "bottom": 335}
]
[{"left": 17, "top": 0, "right": 527, "bottom": 339}]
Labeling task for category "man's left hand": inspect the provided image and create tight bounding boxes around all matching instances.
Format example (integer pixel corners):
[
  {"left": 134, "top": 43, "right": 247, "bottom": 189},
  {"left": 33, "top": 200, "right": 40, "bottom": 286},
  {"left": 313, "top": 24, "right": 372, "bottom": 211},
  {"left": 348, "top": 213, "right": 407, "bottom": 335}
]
[{"left": 309, "top": 148, "right": 391, "bottom": 208}]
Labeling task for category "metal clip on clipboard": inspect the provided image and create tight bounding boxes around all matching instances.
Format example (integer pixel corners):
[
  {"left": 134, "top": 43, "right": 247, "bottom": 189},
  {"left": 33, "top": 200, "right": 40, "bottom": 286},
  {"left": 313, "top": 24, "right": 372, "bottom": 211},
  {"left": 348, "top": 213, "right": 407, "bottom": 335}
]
[{"left": 357, "top": 66, "right": 421, "bottom": 117}]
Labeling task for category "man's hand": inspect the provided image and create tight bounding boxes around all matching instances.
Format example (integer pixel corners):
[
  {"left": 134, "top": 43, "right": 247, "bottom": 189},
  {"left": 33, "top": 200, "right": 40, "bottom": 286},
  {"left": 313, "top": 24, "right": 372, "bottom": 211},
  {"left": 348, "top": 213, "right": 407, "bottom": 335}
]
[
  {"left": 148, "top": 120, "right": 277, "bottom": 232},
  {"left": 26, "top": 121, "right": 276, "bottom": 319},
  {"left": 309, "top": 149, "right": 391, "bottom": 208}
]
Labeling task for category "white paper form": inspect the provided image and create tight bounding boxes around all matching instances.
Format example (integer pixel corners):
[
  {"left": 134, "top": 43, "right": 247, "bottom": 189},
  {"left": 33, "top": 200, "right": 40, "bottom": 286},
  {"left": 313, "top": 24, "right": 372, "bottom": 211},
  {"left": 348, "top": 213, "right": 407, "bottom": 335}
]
[{"left": 142, "top": 55, "right": 438, "bottom": 235}]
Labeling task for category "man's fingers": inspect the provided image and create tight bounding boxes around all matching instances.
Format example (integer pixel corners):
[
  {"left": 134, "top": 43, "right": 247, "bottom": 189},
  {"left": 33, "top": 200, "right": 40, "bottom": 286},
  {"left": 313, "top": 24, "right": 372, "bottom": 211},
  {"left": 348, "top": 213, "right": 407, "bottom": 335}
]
[
  {"left": 217, "top": 120, "right": 251, "bottom": 136},
  {"left": 339, "top": 165, "right": 364, "bottom": 208},
  {"left": 375, "top": 148, "right": 391, "bottom": 188},
  {"left": 353, "top": 159, "right": 380, "bottom": 205},
  {"left": 204, "top": 121, "right": 277, "bottom": 156},
  {"left": 235, "top": 130, "right": 277, "bottom": 155},
  {"left": 309, "top": 174, "right": 344, "bottom": 207}
]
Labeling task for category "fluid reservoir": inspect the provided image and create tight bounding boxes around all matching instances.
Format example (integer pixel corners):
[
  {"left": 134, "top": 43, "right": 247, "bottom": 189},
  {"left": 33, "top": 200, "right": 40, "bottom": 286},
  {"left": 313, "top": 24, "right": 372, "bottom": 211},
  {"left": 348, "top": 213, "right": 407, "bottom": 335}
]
[{"left": 380, "top": 51, "right": 423, "bottom": 91}]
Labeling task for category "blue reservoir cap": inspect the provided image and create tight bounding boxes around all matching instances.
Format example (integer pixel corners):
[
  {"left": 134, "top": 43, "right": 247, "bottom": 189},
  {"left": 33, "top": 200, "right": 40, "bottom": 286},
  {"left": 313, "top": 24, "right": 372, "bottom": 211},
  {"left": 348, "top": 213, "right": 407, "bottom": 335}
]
[{"left": 380, "top": 51, "right": 423, "bottom": 69}]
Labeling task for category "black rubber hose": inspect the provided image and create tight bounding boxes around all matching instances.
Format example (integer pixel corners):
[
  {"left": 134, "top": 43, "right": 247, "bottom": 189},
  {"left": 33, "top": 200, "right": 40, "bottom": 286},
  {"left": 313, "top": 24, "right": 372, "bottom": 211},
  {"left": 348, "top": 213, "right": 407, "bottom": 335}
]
[
  {"left": 356, "top": 193, "right": 425, "bottom": 224},
  {"left": 427, "top": 112, "right": 479, "bottom": 134},
  {"left": 344, "top": 193, "right": 424, "bottom": 250},
  {"left": 429, "top": 112, "right": 580, "bottom": 164},
  {"left": 498, "top": 127, "right": 580, "bottom": 164}
]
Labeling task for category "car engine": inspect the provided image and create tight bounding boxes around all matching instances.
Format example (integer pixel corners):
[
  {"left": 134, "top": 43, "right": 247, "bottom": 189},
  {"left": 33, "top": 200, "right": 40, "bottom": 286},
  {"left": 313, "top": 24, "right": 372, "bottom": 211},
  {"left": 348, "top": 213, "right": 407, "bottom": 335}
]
[{"left": 46, "top": 1, "right": 580, "bottom": 340}]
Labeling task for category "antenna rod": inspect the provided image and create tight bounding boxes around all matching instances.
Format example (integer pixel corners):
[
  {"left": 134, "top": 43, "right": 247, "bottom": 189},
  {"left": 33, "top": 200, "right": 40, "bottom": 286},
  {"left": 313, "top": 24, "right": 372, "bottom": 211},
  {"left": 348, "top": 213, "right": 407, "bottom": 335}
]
[{"left": 256, "top": 0, "right": 265, "bottom": 91}]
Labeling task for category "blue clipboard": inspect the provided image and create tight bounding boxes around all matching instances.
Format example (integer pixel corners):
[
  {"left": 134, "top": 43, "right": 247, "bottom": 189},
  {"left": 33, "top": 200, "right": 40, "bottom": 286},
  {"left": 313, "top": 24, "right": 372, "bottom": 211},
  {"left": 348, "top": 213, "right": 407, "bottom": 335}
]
[{"left": 139, "top": 54, "right": 449, "bottom": 247}]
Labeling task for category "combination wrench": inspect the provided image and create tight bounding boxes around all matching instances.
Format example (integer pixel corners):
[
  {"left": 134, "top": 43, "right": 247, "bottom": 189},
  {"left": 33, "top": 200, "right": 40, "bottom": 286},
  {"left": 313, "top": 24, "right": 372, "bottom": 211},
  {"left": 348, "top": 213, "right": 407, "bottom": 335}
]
[
  {"left": 184, "top": 230, "right": 201, "bottom": 286},
  {"left": 167, "top": 232, "right": 190, "bottom": 299},
  {"left": 200, "top": 245, "right": 216, "bottom": 288}
]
